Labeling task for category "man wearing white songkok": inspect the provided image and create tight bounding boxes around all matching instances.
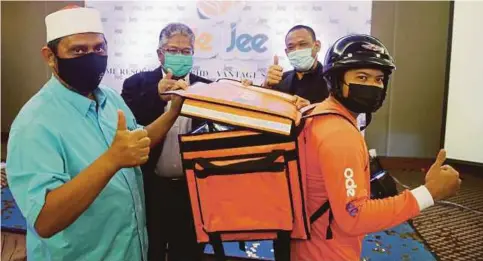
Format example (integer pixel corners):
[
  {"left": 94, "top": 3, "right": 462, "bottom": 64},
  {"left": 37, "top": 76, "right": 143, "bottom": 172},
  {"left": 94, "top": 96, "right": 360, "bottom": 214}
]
[{"left": 6, "top": 5, "right": 185, "bottom": 261}]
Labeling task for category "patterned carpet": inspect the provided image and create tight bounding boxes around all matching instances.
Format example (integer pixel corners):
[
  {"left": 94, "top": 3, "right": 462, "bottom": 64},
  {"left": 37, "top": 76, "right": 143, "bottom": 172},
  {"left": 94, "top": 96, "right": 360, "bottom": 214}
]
[
  {"left": 391, "top": 170, "right": 483, "bottom": 261},
  {"left": 2, "top": 169, "right": 482, "bottom": 261}
]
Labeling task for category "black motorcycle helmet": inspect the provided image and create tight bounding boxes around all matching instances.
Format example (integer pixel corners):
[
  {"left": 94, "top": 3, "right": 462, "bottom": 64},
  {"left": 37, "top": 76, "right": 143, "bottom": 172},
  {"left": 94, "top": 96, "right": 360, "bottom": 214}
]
[{"left": 323, "top": 34, "right": 396, "bottom": 112}]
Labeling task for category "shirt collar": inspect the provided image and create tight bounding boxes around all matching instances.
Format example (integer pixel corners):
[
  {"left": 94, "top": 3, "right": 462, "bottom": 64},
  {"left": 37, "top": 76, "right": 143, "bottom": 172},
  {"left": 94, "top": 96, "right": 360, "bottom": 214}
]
[
  {"left": 315, "top": 61, "right": 323, "bottom": 74},
  {"left": 47, "top": 75, "right": 107, "bottom": 116},
  {"left": 307, "top": 61, "right": 323, "bottom": 75}
]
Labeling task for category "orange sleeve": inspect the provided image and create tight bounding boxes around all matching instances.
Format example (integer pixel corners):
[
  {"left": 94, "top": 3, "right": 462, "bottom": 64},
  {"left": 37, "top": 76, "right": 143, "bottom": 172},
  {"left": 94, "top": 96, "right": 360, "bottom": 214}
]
[{"left": 313, "top": 116, "right": 421, "bottom": 236}]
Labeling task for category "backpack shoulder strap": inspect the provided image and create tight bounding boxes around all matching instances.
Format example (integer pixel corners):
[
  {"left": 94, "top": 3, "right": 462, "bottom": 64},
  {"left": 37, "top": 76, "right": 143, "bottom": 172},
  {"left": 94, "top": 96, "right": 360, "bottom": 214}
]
[
  {"left": 299, "top": 103, "right": 320, "bottom": 115},
  {"left": 301, "top": 106, "right": 359, "bottom": 132},
  {"left": 300, "top": 105, "right": 356, "bottom": 240},
  {"left": 310, "top": 201, "right": 334, "bottom": 240},
  {"left": 295, "top": 103, "right": 360, "bottom": 136}
]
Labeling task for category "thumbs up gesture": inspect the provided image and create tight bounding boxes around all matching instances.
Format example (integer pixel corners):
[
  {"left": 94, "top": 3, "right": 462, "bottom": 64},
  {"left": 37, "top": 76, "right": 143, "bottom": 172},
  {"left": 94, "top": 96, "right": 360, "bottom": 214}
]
[
  {"left": 158, "top": 69, "right": 190, "bottom": 102},
  {"left": 158, "top": 69, "right": 177, "bottom": 101},
  {"left": 108, "top": 110, "right": 151, "bottom": 169},
  {"left": 263, "top": 55, "right": 284, "bottom": 88},
  {"left": 424, "top": 149, "right": 461, "bottom": 200}
]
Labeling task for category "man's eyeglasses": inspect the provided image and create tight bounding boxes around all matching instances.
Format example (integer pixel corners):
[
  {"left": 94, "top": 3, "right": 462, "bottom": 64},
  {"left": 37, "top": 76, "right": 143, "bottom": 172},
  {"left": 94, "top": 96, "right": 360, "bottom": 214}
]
[{"left": 160, "top": 47, "right": 193, "bottom": 56}]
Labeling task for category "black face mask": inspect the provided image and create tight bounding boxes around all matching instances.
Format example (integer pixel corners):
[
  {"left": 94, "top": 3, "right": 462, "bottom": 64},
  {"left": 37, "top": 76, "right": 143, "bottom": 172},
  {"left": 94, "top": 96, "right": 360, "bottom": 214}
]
[
  {"left": 56, "top": 53, "right": 108, "bottom": 94},
  {"left": 339, "top": 83, "right": 386, "bottom": 113}
]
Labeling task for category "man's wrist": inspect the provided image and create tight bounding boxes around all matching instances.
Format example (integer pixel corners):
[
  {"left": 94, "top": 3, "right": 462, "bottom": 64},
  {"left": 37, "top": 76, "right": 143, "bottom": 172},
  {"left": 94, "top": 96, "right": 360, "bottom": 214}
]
[
  {"left": 262, "top": 81, "right": 271, "bottom": 88},
  {"left": 100, "top": 150, "right": 121, "bottom": 176},
  {"left": 411, "top": 185, "right": 435, "bottom": 211},
  {"left": 165, "top": 107, "right": 180, "bottom": 119}
]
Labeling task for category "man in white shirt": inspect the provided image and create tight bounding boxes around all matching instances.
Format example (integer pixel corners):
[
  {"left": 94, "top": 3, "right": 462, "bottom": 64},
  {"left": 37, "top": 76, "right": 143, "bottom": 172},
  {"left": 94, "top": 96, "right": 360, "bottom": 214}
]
[
  {"left": 155, "top": 71, "right": 193, "bottom": 179},
  {"left": 122, "top": 23, "right": 211, "bottom": 261}
]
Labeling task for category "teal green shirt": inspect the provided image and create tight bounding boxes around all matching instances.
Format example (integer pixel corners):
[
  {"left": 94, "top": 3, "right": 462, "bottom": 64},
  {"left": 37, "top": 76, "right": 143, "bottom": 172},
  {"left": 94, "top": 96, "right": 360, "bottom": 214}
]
[{"left": 6, "top": 76, "right": 148, "bottom": 261}]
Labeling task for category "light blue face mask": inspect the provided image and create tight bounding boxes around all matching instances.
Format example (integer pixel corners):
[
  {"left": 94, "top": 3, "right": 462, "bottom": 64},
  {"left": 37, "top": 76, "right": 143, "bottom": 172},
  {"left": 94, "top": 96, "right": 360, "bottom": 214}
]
[
  {"left": 163, "top": 53, "right": 193, "bottom": 77},
  {"left": 287, "top": 47, "right": 316, "bottom": 72}
]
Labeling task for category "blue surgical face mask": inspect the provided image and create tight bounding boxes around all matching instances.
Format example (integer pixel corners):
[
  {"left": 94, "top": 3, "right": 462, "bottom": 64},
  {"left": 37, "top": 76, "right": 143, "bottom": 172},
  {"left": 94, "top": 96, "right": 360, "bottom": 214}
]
[
  {"left": 163, "top": 53, "right": 193, "bottom": 77},
  {"left": 287, "top": 47, "right": 316, "bottom": 72}
]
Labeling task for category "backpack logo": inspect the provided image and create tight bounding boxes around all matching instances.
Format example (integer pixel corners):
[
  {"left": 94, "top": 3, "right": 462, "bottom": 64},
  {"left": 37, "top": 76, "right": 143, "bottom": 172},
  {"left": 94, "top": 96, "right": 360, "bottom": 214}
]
[{"left": 344, "top": 168, "right": 357, "bottom": 197}]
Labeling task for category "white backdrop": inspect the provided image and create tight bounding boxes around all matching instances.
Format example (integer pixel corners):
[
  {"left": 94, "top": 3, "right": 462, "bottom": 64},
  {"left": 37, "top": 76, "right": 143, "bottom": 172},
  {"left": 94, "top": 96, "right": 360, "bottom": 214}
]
[
  {"left": 444, "top": 1, "right": 483, "bottom": 164},
  {"left": 86, "top": 1, "right": 372, "bottom": 88},
  {"left": 86, "top": 0, "right": 373, "bottom": 128}
]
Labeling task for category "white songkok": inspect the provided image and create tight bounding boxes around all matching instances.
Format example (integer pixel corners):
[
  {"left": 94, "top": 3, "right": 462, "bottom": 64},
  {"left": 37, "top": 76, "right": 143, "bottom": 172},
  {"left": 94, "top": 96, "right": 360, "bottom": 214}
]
[{"left": 45, "top": 5, "right": 104, "bottom": 42}]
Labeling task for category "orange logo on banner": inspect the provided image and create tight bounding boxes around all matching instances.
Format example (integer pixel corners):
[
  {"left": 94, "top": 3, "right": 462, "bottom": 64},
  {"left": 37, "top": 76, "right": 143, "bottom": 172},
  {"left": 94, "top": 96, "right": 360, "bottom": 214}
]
[
  {"left": 196, "top": 1, "right": 241, "bottom": 20},
  {"left": 193, "top": 30, "right": 213, "bottom": 52}
]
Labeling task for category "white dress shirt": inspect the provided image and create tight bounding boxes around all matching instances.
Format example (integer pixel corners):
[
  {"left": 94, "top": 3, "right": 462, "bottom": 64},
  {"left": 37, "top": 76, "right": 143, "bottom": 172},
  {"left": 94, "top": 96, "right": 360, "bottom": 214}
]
[{"left": 155, "top": 72, "right": 192, "bottom": 178}]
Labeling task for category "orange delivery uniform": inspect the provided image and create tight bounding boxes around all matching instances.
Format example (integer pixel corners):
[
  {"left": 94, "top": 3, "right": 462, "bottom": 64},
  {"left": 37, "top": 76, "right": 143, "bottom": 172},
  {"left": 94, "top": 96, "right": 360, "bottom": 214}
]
[{"left": 291, "top": 35, "right": 435, "bottom": 261}]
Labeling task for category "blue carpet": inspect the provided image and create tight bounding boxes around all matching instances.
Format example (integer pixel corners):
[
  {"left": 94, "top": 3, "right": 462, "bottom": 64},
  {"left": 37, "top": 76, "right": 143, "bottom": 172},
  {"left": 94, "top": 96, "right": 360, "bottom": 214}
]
[
  {"left": 204, "top": 223, "right": 436, "bottom": 260},
  {"left": 2, "top": 188, "right": 436, "bottom": 260},
  {"left": 1, "top": 188, "right": 27, "bottom": 233}
]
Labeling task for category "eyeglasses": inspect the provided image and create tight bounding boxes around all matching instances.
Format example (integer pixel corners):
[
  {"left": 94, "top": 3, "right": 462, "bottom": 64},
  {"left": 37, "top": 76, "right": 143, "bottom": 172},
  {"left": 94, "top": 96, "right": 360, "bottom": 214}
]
[{"left": 160, "top": 47, "right": 193, "bottom": 55}]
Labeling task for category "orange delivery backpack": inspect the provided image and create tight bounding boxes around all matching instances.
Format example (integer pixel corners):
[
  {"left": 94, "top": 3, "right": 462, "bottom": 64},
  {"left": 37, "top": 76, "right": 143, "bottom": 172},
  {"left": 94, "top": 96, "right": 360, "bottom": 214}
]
[{"left": 164, "top": 79, "right": 350, "bottom": 261}]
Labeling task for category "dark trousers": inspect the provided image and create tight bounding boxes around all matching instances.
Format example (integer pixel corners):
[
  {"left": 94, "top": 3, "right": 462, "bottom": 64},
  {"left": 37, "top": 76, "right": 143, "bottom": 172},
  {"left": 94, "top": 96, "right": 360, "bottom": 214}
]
[{"left": 144, "top": 173, "right": 203, "bottom": 261}]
